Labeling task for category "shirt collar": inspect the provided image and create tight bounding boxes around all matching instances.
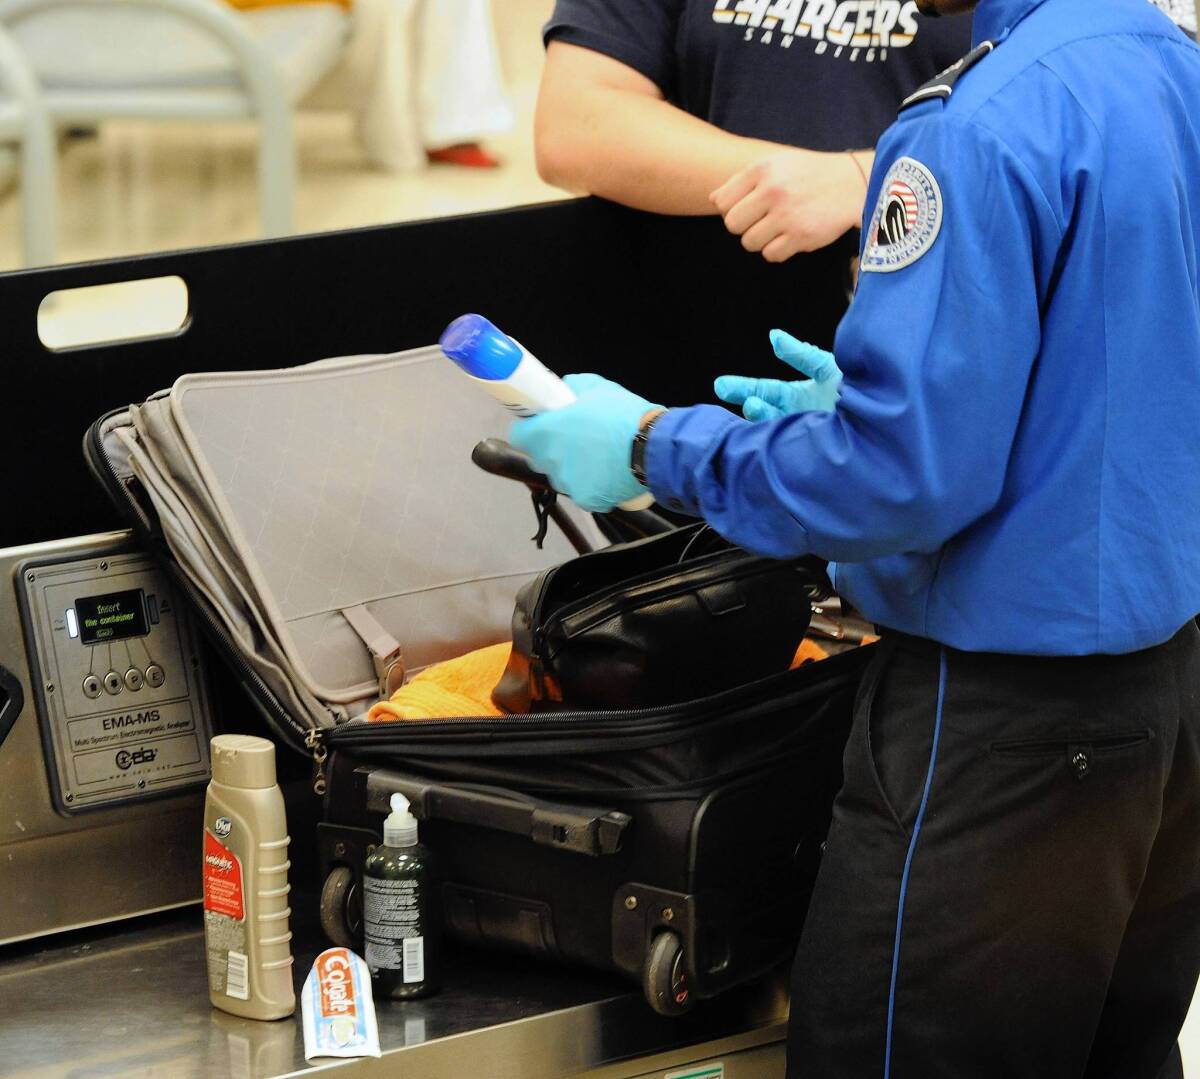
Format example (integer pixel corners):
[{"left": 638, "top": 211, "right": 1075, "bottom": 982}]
[{"left": 972, "top": 0, "right": 1050, "bottom": 47}]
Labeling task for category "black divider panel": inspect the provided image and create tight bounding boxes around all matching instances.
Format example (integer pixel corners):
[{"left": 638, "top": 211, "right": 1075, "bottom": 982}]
[{"left": 0, "top": 197, "right": 850, "bottom": 549}]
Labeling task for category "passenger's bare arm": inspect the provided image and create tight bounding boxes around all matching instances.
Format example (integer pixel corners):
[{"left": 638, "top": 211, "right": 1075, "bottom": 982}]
[
  {"left": 535, "top": 41, "right": 872, "bottom": 254},
  {"left": 535, "top": 41, "right": 781, "bottom": 215}
]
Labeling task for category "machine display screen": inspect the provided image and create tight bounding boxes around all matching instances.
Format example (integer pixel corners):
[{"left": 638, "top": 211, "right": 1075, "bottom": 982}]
[{"left": 75, "top": 589, "right": 150, "bottom": 645}]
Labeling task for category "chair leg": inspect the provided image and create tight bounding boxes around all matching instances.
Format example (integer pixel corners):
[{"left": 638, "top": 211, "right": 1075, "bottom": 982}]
[
  {"left": 257, "top": 105, "right": 295, "bottom": 238},
  {"left": 18, "top": 116, "right": 56, "bottom": 267}
]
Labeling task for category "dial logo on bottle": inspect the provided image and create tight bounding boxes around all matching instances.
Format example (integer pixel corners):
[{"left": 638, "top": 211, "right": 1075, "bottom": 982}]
[{"left": 214, "top": 816, "right": 232, "bottom": 838}]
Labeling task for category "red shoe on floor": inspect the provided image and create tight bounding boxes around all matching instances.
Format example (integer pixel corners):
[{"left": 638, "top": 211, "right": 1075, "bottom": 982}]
[{"left": 426, "top": 143, "right": 502, "bottom": 168}]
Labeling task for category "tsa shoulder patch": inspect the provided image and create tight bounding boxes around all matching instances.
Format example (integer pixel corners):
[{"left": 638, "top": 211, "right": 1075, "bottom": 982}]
[{"left": 862, "top": 156, "right": 944, "bottom": 275}]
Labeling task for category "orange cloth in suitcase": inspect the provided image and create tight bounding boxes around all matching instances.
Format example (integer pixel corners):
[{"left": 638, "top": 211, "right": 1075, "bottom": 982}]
[
  {"left": 367, "top": 642, "right": 509, "bottom": 722},
  {"left": 790, "top": 638, "right": 829, "bottom": 667},
  {"left": 366, "top": 636, "right": 830, "bottom": 723}
]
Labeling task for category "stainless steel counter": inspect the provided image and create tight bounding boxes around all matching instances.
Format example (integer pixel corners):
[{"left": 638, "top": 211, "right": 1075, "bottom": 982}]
[{"left": 0, "top": 906, "right": 789, "bottom": 1079}]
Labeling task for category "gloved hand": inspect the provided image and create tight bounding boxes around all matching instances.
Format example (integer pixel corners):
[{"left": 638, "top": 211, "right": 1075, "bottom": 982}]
[
  {"left": 509, "top": 373, "right": 660, "bottom": 513},
  {"left": 714, "top": 329, "right": 843, "bottom": 421}
]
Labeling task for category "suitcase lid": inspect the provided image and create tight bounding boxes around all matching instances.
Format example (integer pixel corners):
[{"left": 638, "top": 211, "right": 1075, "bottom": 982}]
[{"left": 94, "top": 347, "right": 601, "bottom": 731}]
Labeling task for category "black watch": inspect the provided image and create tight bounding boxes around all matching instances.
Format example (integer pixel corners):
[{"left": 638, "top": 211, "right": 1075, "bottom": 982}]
[{"left": 631, "top": 411, "right": 666, "bottom": 487}]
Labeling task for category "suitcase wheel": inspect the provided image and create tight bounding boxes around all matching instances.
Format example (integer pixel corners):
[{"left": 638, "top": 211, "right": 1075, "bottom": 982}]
[
  {"left": 644, "top": 930, "right": 693, "bottom": 1016},
  {"left": 319, "top": 865, "right": 361, "bottom": 950}
]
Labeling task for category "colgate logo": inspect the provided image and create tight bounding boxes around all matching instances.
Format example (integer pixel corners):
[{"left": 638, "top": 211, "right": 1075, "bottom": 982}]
[{"left": 317, "top": 949, "right": 358, "bottom": 1017}]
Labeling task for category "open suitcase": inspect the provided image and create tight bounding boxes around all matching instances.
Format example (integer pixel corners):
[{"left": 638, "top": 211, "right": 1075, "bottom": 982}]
[
  {"left": 79, "top": 250, "right": 870, "bottom": 1016},
  {"left": 317, "top": 646, "right": 867, "bottom": 1015}
]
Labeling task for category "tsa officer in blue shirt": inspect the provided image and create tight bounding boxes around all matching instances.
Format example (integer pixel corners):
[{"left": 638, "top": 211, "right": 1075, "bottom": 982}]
[{"left": 512, "top": 0, "right": 1200, "bottom": 1073}]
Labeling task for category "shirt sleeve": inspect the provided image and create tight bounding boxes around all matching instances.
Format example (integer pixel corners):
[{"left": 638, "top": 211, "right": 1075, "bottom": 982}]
[
  {"left": 644, "top": 112, "right": 1062, "bottom": 563},
  {"left": 543, "top": 0, "right": 681, "bottom": 94}
]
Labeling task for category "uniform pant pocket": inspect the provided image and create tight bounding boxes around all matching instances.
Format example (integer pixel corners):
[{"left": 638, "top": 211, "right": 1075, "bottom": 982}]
[
  {"left": 991, "top": 730, "right": 1152, "bottom": 780},
  {"left": 861, "top": 639, "right": 940, "bottom": 834}
]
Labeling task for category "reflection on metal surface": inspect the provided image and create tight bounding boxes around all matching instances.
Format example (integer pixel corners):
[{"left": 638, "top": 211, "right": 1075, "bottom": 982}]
[
  {"left": 213, "top": 1011, "right": 297, "bottom": 1079},
  {"left": 0, "top": 908, "right": 789, "bottom": 1079}
]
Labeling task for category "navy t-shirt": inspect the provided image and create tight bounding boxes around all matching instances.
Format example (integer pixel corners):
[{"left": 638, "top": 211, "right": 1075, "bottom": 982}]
[{"left": 544, "top": 1, "right": 974, "bottom": 153}]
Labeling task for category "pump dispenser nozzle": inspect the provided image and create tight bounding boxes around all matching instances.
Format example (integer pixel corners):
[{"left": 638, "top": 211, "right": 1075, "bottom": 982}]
[{"left": 384, "top": 792, "right": 419, "bottom": 847}]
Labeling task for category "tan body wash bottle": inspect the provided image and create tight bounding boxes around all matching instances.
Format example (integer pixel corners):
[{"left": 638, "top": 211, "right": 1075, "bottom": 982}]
[{"left": 203, "top": 734, "right": 295, "bottom": 1019}]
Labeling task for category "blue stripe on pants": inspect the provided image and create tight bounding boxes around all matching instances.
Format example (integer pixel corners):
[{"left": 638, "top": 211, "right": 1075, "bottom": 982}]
[{"left": 883, "top": 646, "right": 948, "bottom": 1079}]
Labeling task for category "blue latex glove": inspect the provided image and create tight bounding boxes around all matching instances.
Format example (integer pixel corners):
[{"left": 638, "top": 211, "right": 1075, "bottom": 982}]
[
  {"left": 713, "top": 329, "right": 843, "bottom": 421},
  {"left": 509, "top": 373, "right": 660, "bottom": 513}
]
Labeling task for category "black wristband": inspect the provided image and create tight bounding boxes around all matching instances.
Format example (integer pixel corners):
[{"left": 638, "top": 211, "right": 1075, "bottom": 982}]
[{"left": 631, "top": 411, "right": 665, "bottom": 487}]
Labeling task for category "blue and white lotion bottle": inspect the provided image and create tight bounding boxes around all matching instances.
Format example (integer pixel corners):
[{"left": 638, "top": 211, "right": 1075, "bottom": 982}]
[{"left": 439, "top": 313, "right": 654, "bottom": 510}]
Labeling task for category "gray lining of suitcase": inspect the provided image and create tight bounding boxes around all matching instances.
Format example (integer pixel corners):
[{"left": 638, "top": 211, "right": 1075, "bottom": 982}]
[{"left": 101, "top": 347, "right": 602, "bottom": 727}]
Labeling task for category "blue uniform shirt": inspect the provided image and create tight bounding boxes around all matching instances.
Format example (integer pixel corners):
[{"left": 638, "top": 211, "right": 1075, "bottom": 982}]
[{"left": 646, "top": 0, "right": 1200, "bottom": 655}]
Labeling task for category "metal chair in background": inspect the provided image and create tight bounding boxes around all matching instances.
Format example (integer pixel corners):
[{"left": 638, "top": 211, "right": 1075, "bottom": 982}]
[
  {"left": 0, "top": 23, "right": 54, "bottom": 267},
  {"left": 0, "top": 0, "right": 351, "bottom": 239}
]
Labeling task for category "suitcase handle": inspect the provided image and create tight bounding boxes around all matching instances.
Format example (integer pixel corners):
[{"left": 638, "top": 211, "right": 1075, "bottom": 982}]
[
  {"left": 471, "top": 438, "right": 555, "bottom": 493},
  {"left": 471, "top": 438, "right": 674, "bottom": 544},
  {"left": 471, "top": 438, "right": 594, "bottom": 554},
  {"left": 364, "top": 767, "right": 631, "bottom": 857}
]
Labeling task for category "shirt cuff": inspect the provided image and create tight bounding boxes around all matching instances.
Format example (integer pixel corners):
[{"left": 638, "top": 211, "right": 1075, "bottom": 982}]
[{"left": 644, "top": 404, "right": 743, "bottom": 516}]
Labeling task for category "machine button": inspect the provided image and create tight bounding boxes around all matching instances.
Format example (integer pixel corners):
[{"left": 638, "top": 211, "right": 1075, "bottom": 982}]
[
  {"left": 144, "top": 664, "right": 165, "bottom": 689},
  {"left": 82, "top": 674, "right": 102, "bottom": 699},
  {"left": 124, "top": 667, "right": 144, "bottom": 692},
  {"left": 103, "top": 670, "right": 123, "bottom": 696}
]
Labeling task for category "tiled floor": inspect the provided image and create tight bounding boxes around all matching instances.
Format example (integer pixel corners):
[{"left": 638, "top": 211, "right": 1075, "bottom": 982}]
[{"left": 1, "top": 0, "right": 1197, "bottom": 1066}]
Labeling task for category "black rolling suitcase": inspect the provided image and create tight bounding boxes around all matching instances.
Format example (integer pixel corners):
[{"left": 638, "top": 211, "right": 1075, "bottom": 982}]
[
  {"left": 85, "top": 340, "right": 871, "bottom": 1016},
  {"left": 316, "top": 645, "right": 868, "bottom": 1015}
]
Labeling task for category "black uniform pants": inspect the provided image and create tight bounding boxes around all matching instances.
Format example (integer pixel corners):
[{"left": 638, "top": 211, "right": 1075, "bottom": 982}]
[{"left": 788, "top": 622, "right": 1200, "bottom": 1078}]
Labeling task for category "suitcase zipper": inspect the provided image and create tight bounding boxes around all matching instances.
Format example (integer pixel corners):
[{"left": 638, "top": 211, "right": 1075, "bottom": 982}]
[
  {"left": 306, "top": 727, "right": 330, "bottom": 795},
  {"left": 550, "top": 557, "right": 811, "bottom": 642},
  {"left": 326, "top": 705, "right": 645, "bottom": 741},
  {"left": 322, "top": 647, "right": 868, "bottom": 750}
]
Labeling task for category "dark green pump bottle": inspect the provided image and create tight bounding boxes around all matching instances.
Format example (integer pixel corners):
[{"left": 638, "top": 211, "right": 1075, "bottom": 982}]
[{"left": 363, "top": 793, "right": 440, "bottom": 999}]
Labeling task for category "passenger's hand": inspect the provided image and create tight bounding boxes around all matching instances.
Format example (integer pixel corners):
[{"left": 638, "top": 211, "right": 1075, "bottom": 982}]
[
  {"left": 714, "top": 330, "right": 842, "bottom": 421},
  {"left": 711, "top": 149, "right": 869, "bottom": 262},
  {"left": 509, "top": 374, "right": 661, "bottom": 513}
]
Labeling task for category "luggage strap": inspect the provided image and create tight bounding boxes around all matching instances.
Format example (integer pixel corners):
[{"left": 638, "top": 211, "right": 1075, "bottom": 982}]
[{"left": 341, "top": 604, "right": 406, "bottom": 698}]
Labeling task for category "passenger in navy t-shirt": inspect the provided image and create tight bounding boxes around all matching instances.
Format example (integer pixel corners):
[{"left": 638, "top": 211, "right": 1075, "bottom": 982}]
[{"left": 535, "top": 1, "right": 971, "bottom": 262}]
